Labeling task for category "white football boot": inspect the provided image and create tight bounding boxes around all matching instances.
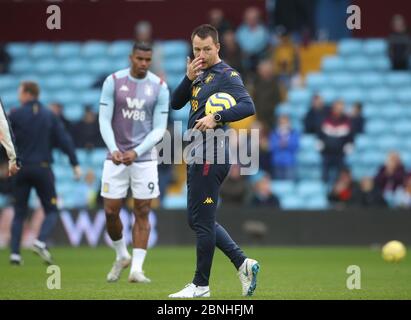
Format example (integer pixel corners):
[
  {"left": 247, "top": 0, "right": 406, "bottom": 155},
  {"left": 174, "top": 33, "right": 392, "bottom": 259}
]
[
  {"left": 238, "top": 258, "right": 260, "bottom": 296},
  {"left": 128, "top": 271, "right": 151, "bottom": 283},
  {"left": 106, "top": 256, "right": 131, "bottom": 282},
  {"left": 168, "top": 283, "right": 210, "bottom": 298},
  {"left": 32, "top": 240, "right": 53, "bottom": 265}
]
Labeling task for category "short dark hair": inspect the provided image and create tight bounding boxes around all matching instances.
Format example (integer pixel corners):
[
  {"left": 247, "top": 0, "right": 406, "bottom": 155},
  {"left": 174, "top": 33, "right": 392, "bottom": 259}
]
[
  {"left": 20, "top": 81, "right": 40, "bottom": 98},
  {"left": 191, "top": 24, "right": 219, "bottom": 44},
  {"left": 132, "top": 41, "right": 152, "bottom": 52}
]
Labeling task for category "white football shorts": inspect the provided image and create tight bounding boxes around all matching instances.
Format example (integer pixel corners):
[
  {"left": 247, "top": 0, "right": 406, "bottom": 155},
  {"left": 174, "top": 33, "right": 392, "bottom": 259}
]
[{"left": 101, "top": 160, "right": 160, "bottom": 199}]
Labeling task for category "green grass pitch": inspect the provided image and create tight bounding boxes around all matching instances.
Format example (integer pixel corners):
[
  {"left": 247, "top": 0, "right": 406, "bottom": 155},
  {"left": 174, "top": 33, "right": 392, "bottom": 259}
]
[{"left": 0, "top": 246, "right": 410, "bottom": 299}]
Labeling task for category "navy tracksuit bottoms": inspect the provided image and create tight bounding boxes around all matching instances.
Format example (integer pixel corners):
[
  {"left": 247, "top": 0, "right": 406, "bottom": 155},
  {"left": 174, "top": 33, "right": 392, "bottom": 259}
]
[{"left": 187, "top": 163, "right": 246, "bottom": 286}]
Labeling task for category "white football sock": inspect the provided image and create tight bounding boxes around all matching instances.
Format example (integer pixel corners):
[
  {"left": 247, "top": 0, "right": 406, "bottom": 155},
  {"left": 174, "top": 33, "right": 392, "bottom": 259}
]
[
  {"left": 112, "top": 238, "right": 130, "bottom": 261},
  {"left": 131, "top": 248, "right": 147, "bottom": 273}
]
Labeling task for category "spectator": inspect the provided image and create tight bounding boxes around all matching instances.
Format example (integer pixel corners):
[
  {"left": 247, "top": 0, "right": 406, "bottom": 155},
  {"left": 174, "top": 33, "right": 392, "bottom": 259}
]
[
  {"left": 73, "top": 169, "right": 99, "bottom": 209},
  {"left": 208, "top": 8, "right": 231, "bottom": 36},
  {"left": 0, "top": 43, "right": 11, "bottom": 74},
  {"left": 272, "top": 32, "right": 299, "bottom": 89},
  {"left": 73, "top": 106, "right": 104, "bottom": 149},
  {"left": 270, "top": 0, "right": 316, "bottom": 41},
  {"left": 350, "top": 177, "right": 387, "bottom": 208},
  {"left": 393, "top": 175, "right": 411, "bottom": 208},
  {"left": 269, "top": 114, "right": 299, "bottom": 180},
  {"left": 318, "top": 100, "right": 353, "bottom": 188},
  {"left": 246, "top": 120, "right": 272, "bottom": 174},
  {"left": 350, "top": 102, "right": 365, "bottom": 136},
  {"left": 304, "top": 94, "right": 327, "bottom": 135},
  {"left": 388, "top": 14, "right": 411, "bottom": 70},
  {"left": 374, "top": 152, "right": 407, "bottom": 194},
  {"left": 250, "top": 172, "right": 280, "bottom": 207},
  {"left": 49, "top": 102, "right": 72, "bottom": 133},
  {"left": 220, "top": 164, "right": 251, "bottom": 205},
  {"left": 134, "top": 20, "right": 163, "bottom": 76},
  {"left": 327, "top": 168, "right": 355, "bottom": 208},
  {"left": 252, "top": 59, "right": 282, "bottom": 129},
  {"left": 236, "top": 7, "right": 269, "bottom": 71},
  {"left": 220, "top": 29, "right": 244, "bottom": 75}
]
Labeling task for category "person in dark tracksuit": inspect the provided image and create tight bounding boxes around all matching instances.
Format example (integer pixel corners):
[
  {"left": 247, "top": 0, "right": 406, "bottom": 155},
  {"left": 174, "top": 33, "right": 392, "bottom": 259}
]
[
  {"left": 8, "top": 81, "right": 81, "bottom": 265},
  {"left": 169, "top": 25, "right": 260, "bottom": 298}
]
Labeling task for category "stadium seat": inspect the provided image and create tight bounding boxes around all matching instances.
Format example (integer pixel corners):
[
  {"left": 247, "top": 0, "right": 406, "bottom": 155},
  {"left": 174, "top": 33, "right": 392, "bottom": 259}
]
[
  {"left": 297, "top": 167, "right": 322, "bottom": 180},
  {"left": 304, "top": 195, "right": 329, "bottom": 210},
  {"left": 0, "top": 91, "right": 19, "bottom": 109},
  {"left": 63, "top": 103, "right": 84, "bottom": 121},
  {"left": 271, "top": 180, "right": 295, "bottom": 197},
  {"left": 79, "top": 89, "right": 100, "bottom": 106},
  {"left": 30, "top": 42, "right": 55, "bottom": 58},
  {"left": 357, "top": 72, "right": 384, "bottom": 88},
  {"left": 339, "top": 87, "right": 364, "bottom": 104},
  {"left": 354, "top": 135, "right": 374, "bottom": 151},
  {"left": 91, "top": 149, "right": 108, "bottom": 166},
  {"left": 385, "top": 72, "right": 411, "bottom": 87},
  {"left": 82, "top": 41, "right": 109, "bottom": 58},
  {"left": 60, "top": 58, "right": 88, "bottom": 74},
  {"left": 55, "top": 42, "right": 82, "bottom": 58},
  {"left": 161, "top": 41, "right": 189, "bottom": 59},
  {"left": 108, "top": 41, "right": 133, "bottom": 57},
  {"left": 365, "top": 119, "right": 390, "bottom": 135},
  {"left": 299, "top": 134, "right": 317, "bottom": 150},
  {"left": 163, "top": 194, "right": 187, "bottom": 209},
  {"left": 363, "top": 39, "right": 387, "bottom": 56},
  {"left": 296, "top": 180, "right": 326, "bottom": 198},
  {"left": 305, "top": 73, "right": 328, "bottom": 91},
  {"left": 6, "top": 42, "right": 30, "bottom": 58},
  {"left": 42, "top": 74, "right": 66, "bottom": 91},
  {"left": 297, "top": 150, "right": 321, "bottom": 166},
  {"left": 280, "top": 195, "right": 303, "bottom": 210},
  {"left": 372, "top": 56, "right": 390, "bottom": 71},
  {"left": 375, "top": 135, "right": 401, "bottom": 152},
  {"left": 113, "top": 58, "right": 129, "bottom": 71},
  {"left": 338, "top": 39, "right": 363, "bottom": 57},
  {"left": 34, "top": 58, "right": 60, "bottom": 74},
  {"left": 345, "top": 55, "right": 370, "bottom": 72},
  {"left": 88, "top": 58, "right": 113, "bottom": 75},
  {"left": 378, "top": 104, "right": 403, "bottom": 120},
  {"left": 362, "top": 103, "right": 380, "bottom": 119},
  {"left": 322, "top": 56, "right": 345, "bottom": 72},
  {"left": 395, "top": 89, "right": 411, "bottom": 104},
  {"left": 359, "top": 150, "right": 386, "bottom": 167},
  {"left": 10, "top": 59, "right": 33, "bottom": 74},
  {"left": 318, "top": 87, "right": 338, "bottom": 103},
  {"left": 288, "top": 89, "right": 312, "bottom": 105},
  {"left": 393, "top": 120, "right": 411, "bottom": 136},
  {"left": 328, "top": 72, "right": 356, "bottom": 88},
  {"left": 0, "top": 75, "right": 19, "bottom": 91},
  {"left": 163, "top": 58, "right": 187, "bottom": 74},
  {"left": 366, "top": 87, "right": 393, "bottom": 103},
  {"left": 69, "top": 74, "right": 96, "bottom": 89}
]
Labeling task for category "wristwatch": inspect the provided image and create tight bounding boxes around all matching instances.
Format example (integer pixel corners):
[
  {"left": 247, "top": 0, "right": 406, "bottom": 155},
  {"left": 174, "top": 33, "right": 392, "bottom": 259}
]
[{"left": 213, "top": 113, "right": 222, "bottom": 122}]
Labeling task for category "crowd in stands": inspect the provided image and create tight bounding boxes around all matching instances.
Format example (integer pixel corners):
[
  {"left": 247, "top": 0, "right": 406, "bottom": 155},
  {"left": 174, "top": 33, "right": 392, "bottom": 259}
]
[{"left": 1, "top": 2, "right": 411, "bottom": 212}]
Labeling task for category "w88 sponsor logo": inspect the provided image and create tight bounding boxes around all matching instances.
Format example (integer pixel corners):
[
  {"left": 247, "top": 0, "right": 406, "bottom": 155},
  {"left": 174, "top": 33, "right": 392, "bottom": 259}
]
[{"left": 123, "top": 97, "right": 146, "bottom": 120}]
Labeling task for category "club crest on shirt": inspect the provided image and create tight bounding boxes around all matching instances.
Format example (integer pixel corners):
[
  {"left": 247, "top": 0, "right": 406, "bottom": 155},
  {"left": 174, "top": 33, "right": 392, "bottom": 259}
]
[
  {"left": 205, "top": 73, "right": 215, "bottom": 84},
  {"left": 145, "top": 85, "right": 153, "bottom": 96}
]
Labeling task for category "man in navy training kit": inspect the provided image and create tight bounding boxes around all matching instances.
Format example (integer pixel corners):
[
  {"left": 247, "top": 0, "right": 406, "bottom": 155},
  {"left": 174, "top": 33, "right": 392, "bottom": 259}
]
[
  {"left": 8, "top": 81, "right": 81, "bottom": 265},
  {"left": 169, "top": 24, "right": 260, "bottom": 298}
]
